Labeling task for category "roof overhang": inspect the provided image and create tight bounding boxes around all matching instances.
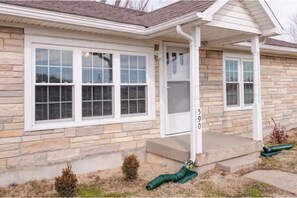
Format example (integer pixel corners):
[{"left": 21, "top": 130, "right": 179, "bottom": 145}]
[
  {"left": 0, "top": 0, "right": 286, "bottom": 40},
  {"left": 0, "top": 2, "right": 213, "bottom": 39}
]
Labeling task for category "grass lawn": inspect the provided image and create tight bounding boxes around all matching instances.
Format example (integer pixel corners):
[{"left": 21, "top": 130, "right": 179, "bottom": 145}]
[{"left": 0, "top": 129, "right": 296, "bottom": 197}]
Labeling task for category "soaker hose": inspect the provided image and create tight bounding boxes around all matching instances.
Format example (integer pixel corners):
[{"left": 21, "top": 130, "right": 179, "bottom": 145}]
[{"left": 146, "top": 160, "right": 198, "bottom": 190}]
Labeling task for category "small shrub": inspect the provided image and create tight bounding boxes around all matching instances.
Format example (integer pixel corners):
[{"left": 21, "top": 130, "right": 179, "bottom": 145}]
[
  {"left": 121, "top": 154, "right": 140, "bottom": 181},
  {"left": 54, "top": 164, "right": 78, "bottom": 197},
  {"left": 269, "top": 118, "right": 288, "bottom": 144}
]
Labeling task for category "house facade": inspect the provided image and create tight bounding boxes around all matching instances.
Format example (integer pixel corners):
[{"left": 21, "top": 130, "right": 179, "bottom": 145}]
[{"left": 0, "top": 0, "right": 297, "bottom": 186}]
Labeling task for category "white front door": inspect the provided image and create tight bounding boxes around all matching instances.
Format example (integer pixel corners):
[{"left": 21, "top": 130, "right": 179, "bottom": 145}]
[{"left": 165, "top": 46, "right": 190, "bottom": 135}]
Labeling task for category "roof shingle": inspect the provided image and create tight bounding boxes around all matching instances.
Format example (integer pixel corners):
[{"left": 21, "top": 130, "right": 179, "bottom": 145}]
[{"left": 0, "top": 0, "right": 215, "bottom": 27}]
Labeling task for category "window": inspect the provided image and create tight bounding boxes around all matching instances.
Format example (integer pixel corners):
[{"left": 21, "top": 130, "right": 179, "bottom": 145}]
[
  {"left": 35, "top": 48, "right": 73, "bottom": 121},
  {"left": 120, "top": 55, "right": 147, "bottom": 115},
  {"left": 224, "top": 54, "right": 253, "bottom": 110},
  {"left": 82, "top": 52, "right": 113, "bottom": 117},
  {"left": 26, "top": 37, "right": 155, "bottom": 131}
]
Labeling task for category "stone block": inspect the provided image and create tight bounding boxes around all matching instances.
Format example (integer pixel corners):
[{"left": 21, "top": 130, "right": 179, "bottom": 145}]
[
  {"left": 0, "top": 65, "right": 12, "bottom": 71},
  {"left": 0, "top": 129, "right": 22, "bottom": 138},
  {"left": 65, "top": 128, "right": 76, "bottom": 137},
  {"left": 0, "top": 149, "right": 20, "bottom": 158},
  {"left": 21, "top": 138, "right": 69, "bottom": 154},
  {"left": 0, "top": 137, "right": 21, "bottom": 145},
  {"left": 10, "top": 33, "right": 23, "bottom": 40},
  {"left": 110, "top": 136, "right": 133, "bottom": 143},
  {"left": 104, "top": 124, "right": 122, "bottom": 133},
  {"left": 6, "top": 154, "right": 35, "bottom": 168},
  {"left": 0, "top": 117, "right": 14, "bottom": 124},
  {"left": 70, "top": 138, "right": 110, "bottom": 149},
  {"left": 75, "top": 126, "right": 103, "bottom": 136},
  {"left": 4, "top": 39, "right": 23, "bottom": 46},
  {"left": 119, "top": 141, "right": 137, "bottom": 150},
  {"left": 114, "top": 132, "right": 127, "bottom": 138},
  {"left": 122, "top": 121, "right": 153, "bottom": 132},
  {"left": 0, "top": 143, "right": 19, "bottom": 152},
  {"left": 41, "top": 133, "right": 64, "bottom": 140},
  {"left": 0, "top": 32, "right": 10, "bottom": 39},
  {"left": 81, "top": 143, "right": 120, "bottom": 157},
  {"left": 47, "top": 149, "right": 80, "bottom": 162},
  {"left": 0, "top": 52, "right": 23, "bottom": 65},
  {"left": 4, "top": 123, "right": 23, "bottom": 130},
  {"left": 22, "top": 135, "right": 40, "bottom": 142},
  {"left": 0, "top": 104, "right": 23, "bottom": 116}
]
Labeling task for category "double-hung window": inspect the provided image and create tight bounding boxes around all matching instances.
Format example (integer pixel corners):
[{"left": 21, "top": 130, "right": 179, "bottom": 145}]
[
  {"left": 224, "top": 54, "right": 253, "bottom": 110},
  {"left": 120, "top": 55, "right": 147, "bottom": 115},
  {"left": 82, "top": 52, "right": 113, "bottom": 118},
  {"left": 35, "top": 48, "right": 73, "bottom": 121}
]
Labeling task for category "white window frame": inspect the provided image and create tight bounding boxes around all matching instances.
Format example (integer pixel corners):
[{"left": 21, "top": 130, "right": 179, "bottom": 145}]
[
  {"left": 223, "top": 52, "right": 253, "bottom": 111},
  {"left": 24, "top": 35, "right": 155, "bottom": 131}
]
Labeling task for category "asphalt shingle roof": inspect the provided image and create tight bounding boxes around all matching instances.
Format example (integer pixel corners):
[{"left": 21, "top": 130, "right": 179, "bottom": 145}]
[
  {"left": 0, "top": 0, "right": 215, "bottom": 27},
  {"left": 1, "top": 0, "right": 297, "bottom": 48}
]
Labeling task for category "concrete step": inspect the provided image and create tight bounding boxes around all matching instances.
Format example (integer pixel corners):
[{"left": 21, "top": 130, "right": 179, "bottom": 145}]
[
  {"left": 196, "top": 138, "right": 262, "bottom": 166},
  {"left": 216, "top": 154, "right": 261, "bottom": 173}
]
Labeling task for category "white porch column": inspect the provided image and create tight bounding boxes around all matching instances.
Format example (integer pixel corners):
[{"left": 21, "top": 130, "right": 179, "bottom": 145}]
[
  {"left": 191, "top": 26, "right": 202, "bottom": 154},
  {"left": 251, "top": 36, "right": 263, "bottom": 141}
]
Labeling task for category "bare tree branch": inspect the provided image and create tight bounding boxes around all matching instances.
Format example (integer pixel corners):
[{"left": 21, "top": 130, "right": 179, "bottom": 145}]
[
  {"left": 100, "top": 0, "right": 150, "bottom": 11},
  {"left": 287, "top": 13, "right": 297, "bottom": 42}
]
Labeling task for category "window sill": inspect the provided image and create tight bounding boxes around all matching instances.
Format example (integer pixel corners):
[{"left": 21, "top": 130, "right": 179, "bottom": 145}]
[
  {"left": 224, "top": 105, "right": 253, "bottom": 112},
  {"left": 26, "top": 115, "right": 156, "bottom": 132}
]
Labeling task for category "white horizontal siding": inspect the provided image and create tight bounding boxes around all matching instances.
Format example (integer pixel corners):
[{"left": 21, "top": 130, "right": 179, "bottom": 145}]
[
  {"left": 209, "top": 0, "right": 261, "bottom": 33},
  {"left": 242, "top": 0, "right": 275, "bottom": 31}
]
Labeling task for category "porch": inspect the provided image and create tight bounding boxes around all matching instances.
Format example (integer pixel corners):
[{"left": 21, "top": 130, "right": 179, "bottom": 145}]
[{"left": 146, "top": 133, "right": 262, "bottom": 166}]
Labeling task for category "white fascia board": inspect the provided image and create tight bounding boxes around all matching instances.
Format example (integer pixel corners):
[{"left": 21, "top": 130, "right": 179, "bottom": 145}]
[
  {"left": 202, "top": 0, "right": 229, "bottom": 21},
  {"left": 234, "top": 42, "right": 297, "bottom": 54},
  {"left": 258, "top": 0, "right": 284, "bottom": 35},
  {"left": 0, "top": 3, "right": 146, "bottom": 34},
  {"left": 0, "top": 3, "right": 209, "bottom": 37}
]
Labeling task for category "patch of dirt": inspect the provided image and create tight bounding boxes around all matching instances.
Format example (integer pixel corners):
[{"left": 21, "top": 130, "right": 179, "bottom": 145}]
[{"left": 0, "top": 163, "right": 293, "bottom": 197}]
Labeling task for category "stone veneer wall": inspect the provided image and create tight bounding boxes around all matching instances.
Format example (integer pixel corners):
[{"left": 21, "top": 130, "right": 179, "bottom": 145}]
[
  {"left": 0, "top": 27, "right": 160, "bottom": 184},
  {"left": 1, "top": 26, "right": 297, "bottom": 185},
  {"left": 200, "top": 50, "right": 297, "bottom": 136}
]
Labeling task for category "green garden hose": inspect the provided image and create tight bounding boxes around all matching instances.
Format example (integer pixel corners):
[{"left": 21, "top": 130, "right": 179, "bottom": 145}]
[
  {"left": 263, "top": 144, "right": 293, "bottom": 153},
  {"left": 261, "top": 144, "right": 293, "bottom": 157},
  {"left": 146, "top": 160, "right": 198, "bottom": 190}
]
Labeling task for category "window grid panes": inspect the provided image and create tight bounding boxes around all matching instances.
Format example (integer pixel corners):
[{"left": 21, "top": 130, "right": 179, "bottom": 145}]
[
  {"left": 243, "top": 61, "right": 253, "bottom": 105},
  {"left": 225, "top": 60, "right": 239, "bottom": 106},
  {"left": 35, "top": 48, "right": 73, "bottom": 122},
  {"left": 82, "top": 52, "right": 112, "bottom": 83},
  {"left": 82, "top": 86, "right": 113, "bottom": 117},
  {"left": 120, "top": 55, "right": 147, "bottom": 115},
  {"left": 225, "top": 58, "right": 254, "bottom": 108},
  {"left": 121, "top": 86, "right": 146, "bottom": 115},
  {"left": 120, "top": 55, "right": 146, "bottom": 84},
  {"left": 82, "top": 52, "right": 113, "bottom": 118}
]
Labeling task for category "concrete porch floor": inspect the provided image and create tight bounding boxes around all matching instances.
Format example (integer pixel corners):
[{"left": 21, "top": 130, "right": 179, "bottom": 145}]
[{"left": 146, "top": 133, "right": 262, "bottom": 166}]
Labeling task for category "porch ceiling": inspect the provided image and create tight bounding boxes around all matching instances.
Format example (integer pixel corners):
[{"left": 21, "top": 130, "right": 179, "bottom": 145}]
[{"left": 156, "top": 25, "right": 256, "bottom": 46}]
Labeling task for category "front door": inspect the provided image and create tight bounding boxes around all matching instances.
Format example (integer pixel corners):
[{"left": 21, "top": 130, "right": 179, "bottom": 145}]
[{"left": 165, "top": 46, "right": 190, "bottom": 135}]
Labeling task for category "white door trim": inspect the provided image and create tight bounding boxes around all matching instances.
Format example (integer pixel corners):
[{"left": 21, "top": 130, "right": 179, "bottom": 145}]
[{"left": 160, "top": 41, "right": 190, "bottom": 137}]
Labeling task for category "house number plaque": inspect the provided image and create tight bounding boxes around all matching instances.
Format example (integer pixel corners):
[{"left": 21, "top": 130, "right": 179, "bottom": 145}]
[{"left": 197, "top": 108, "right": 202, "bottom": 130}]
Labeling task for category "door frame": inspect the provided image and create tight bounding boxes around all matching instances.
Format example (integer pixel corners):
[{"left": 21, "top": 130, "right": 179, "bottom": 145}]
[{"left": 159, "top": 41, "right": 190, "bottom": 137}]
